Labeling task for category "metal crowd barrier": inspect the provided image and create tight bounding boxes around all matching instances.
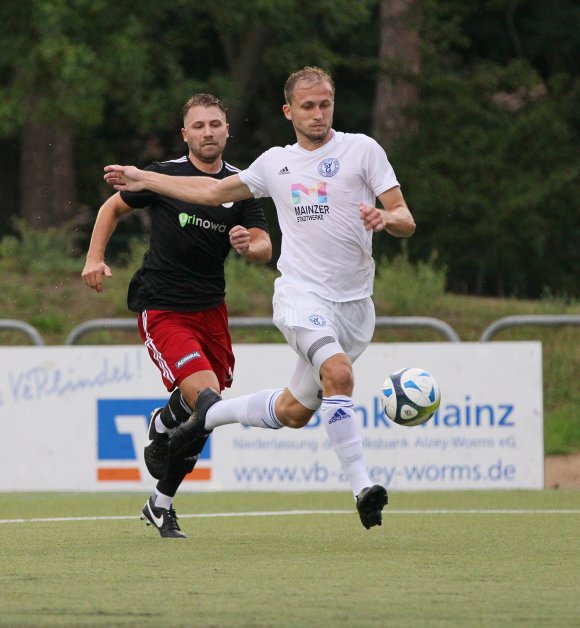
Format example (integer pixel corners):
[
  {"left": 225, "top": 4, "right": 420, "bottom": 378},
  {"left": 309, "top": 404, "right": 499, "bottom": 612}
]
[
  {"left": 480, "top": 315, "right": 580, "bottom": 342},
  {"left": 64, "top": 316, "right": 462, "bottom": 345},
  {"left": 375, "top": 316, "right": 460, "bottom": 342},
  {"left": 4, "top": 315, "right": 578, "bottom": 347},
  {"left": 63, "top": 318, "right": 138, "bottom": 345},
  {"left": 0, "top": 319, "right": 45, "bottom": 346}
]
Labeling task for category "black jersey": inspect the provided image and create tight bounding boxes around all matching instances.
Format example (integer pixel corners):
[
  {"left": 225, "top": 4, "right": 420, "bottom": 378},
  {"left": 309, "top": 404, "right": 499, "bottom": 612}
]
[{"left": 120, "top": 156, "right": 269, "bottom": 312}]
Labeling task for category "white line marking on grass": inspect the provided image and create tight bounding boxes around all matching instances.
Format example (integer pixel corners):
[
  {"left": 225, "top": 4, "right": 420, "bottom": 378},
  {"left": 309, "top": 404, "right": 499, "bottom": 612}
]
[
  {"left": 181, "top": 509, "right": 580, "bottom": 517},
  {"left": 391, "top": 509, "right": 580, "bottom": 515},
  {"left": 0, "top": 508, "right": 579, "bottom": 524}
]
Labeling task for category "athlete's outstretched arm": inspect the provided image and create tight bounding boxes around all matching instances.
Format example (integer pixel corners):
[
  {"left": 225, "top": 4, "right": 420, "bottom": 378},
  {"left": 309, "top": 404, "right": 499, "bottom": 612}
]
[{"left": 103, "top": 165, "right": 253, "bottom": 205}]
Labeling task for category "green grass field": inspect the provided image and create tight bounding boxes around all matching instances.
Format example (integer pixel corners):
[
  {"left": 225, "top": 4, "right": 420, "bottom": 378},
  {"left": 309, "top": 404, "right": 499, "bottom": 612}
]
[{"left": 1, "top": 491, "right": 578, "bottom": 627}]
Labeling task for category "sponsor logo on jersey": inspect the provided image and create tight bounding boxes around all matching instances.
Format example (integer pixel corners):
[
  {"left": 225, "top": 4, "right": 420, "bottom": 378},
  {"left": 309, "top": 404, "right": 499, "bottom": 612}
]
[
  {"left": 278, "top": 166, "right": 291, "bottom": 175},
  {"left": 292, "top": 182, "right": 327, "bottom": 205},
  {"left": 291, "top": 182, "right": 329, "bottom": 223},
  {"left": 308, "top": 314, "right": 327, "bottom": 327},
  {"left": 176, "top": 352, "right": 201, "bottom": 369},
  {"left": 96, "top": 399, "right": 212, "bottom": 483},
  {"left": 178, "top": 212, "right": 227, "bottom": 232},
  {"left": 318, "top": 157, "right": 340, "bottom": 177}
]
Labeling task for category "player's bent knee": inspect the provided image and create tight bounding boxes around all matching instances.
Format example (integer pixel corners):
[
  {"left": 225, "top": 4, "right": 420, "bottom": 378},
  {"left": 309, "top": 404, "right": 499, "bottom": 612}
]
[{"left": 320, "top": 357, "right": 354, "bottom": 394}]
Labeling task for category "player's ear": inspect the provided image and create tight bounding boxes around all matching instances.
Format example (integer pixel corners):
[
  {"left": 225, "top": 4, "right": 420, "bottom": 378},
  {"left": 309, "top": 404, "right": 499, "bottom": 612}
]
[
  {"left": 181, "top": 128, "right": 187, "bottom": 142},
  {"left": 282, "top": 104, "right": 292, "bottom": 121}
]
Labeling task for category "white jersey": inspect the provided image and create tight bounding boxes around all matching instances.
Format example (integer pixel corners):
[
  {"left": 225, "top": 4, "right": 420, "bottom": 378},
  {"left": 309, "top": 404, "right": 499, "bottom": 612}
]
[{"left": 238, "top": 130, "right": 399, "bottom": 301}]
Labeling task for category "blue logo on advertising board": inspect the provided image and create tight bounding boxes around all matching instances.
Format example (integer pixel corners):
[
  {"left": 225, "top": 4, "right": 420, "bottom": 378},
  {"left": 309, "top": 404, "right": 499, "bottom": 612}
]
[{"left": 97, "top": 399, "right": 211, "bottom": 482}]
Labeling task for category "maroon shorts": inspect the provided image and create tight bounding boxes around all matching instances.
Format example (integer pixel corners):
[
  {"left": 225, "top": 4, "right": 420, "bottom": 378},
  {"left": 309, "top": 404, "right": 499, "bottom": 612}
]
[{"left": 138, "top": 304, "right": 235, "bottom": 392}]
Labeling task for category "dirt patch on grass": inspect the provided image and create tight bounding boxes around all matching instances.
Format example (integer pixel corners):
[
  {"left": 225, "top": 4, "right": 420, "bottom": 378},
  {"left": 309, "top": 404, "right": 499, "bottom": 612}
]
[{"left": 545, "top": 453, "right": 580, "bottom": 489}]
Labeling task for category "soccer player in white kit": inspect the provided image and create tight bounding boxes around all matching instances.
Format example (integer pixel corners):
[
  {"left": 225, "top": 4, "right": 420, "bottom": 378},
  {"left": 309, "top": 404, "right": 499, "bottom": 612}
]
[{"left": 104, "top": 66, "right": 416, "bottom": 529}]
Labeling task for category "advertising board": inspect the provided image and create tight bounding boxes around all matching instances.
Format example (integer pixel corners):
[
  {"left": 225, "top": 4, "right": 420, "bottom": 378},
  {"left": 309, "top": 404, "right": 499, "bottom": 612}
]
[{"left": 0, "top": 342, "right": 543, "bottom": 491}]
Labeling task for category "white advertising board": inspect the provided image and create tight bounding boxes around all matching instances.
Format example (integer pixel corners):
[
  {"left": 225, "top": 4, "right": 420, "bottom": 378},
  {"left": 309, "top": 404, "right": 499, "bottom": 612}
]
[{"left": 0, "top": 343, "right": 543, "bottom": 491}]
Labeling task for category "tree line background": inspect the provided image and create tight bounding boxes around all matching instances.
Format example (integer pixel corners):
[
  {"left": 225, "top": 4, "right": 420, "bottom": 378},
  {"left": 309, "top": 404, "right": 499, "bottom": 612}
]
[{"left": 0, "top": 0, "right": 578, "bottom": 299}]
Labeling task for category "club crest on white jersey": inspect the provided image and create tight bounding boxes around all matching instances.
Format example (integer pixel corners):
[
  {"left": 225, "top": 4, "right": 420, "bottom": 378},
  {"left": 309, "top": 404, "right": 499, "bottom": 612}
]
[{"left": 318, "top": 157, "right": 340, "bottom": 177}]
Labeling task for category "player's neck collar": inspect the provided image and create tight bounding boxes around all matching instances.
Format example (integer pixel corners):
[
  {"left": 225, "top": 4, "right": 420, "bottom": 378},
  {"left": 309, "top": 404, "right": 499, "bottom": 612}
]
[{"left": 188, "top": 155, "right": 223, "bottom": 175}]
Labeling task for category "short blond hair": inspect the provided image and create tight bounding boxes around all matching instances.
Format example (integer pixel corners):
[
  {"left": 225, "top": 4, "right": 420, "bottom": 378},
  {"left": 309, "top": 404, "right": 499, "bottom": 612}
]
[
  {"left": 182, "top": 93, "right": 228, "bottom": 120},
  {"left": 284, "top": 66, "right": 335, "bottom": 104}
]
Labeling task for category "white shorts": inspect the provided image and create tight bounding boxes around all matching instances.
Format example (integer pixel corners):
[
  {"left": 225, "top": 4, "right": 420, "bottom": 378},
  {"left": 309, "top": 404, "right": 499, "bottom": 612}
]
[{"left": 272, "top": 279, "right": 375, "bottom": 409}]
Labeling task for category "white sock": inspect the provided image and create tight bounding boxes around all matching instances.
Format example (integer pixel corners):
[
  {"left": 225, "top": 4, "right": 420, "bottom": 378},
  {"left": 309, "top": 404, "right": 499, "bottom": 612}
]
[
  {"left": 321, "top": 395, "right": 371, "bottom": 497},
  {"left": 153, "top": 490, "right": 172, "bottom": 510},
  {"left": 205, "top": 389, "right": 284, "bottom": 430}
]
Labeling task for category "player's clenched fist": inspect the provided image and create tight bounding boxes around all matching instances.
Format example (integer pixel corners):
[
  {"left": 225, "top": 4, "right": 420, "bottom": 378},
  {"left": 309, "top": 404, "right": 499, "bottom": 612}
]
[
  {"left": 229, "top": 225, "right": 251, "bottom": 255},
  {"left": 359, "top": 203, "right": 386, "bottom": 232}
]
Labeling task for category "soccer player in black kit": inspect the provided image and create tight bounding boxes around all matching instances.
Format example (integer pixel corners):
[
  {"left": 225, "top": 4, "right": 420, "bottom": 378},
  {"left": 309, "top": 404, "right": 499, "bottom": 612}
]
[{"left": 82, "top": 94, "right": 271, "bottom": 538}]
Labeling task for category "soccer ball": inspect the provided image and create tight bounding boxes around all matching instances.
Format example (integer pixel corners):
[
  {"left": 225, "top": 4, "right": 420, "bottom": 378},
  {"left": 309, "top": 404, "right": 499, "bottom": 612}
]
[{"left": 381, "top": 367, "right": 441, "bottom": 426}]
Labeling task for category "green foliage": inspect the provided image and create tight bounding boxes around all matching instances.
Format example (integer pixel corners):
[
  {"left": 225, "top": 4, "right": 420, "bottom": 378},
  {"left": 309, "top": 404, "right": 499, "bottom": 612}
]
[
  {"left": 373, "top": 252, "right": 447, "bottom": 314},
  {"left": 395, "top": 55, "right": 580, "bottom": 298},
  {"left": 545, "top": 407, "right": 580, "bottom": 456},
  {"left": 224, "top": 254, "right": 277, "bottom": 315},
  {"left": 29, "top": 312, "right": 66, "bottom": 335},
  {"left": 0, "top": 0, "right": 579, "bottom": 297},
  {"left": 380, "top": 1, "right": 580, "bottom": 299},
  {"left": 0, "top": 0, "right": 207, "bottom": 135},
  {"left": 0, "top": 221, "right": 82, "bottom": 273},
  {"left": 115, "top": 236, "right": 149, "bottom": 271}
]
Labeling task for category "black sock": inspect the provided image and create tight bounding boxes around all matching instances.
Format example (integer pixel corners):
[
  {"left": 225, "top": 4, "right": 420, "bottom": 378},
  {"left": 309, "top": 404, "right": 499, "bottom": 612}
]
[
  {"left": 159, "top": 389, "right": 192, "bottom": 428},
  {"left": 156, "top": 455, "right": 197, "bottom": 496}
]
